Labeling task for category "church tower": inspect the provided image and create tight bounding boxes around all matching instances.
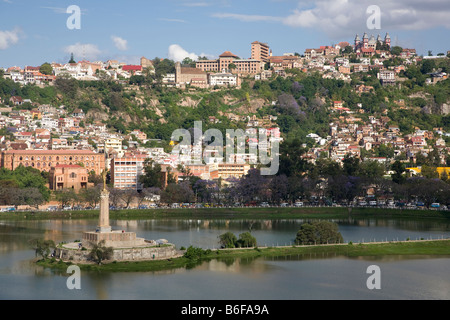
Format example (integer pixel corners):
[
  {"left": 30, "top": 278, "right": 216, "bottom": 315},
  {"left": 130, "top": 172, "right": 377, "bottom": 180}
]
[
  {"left": 363, "top": 32, "right": 369, "bottom": 49},
  {"left": 355, "top": 34, "right": 360, "bottom": 49},
  {"left": 384, "top": 33, "right": 391, "bottom": 48}
]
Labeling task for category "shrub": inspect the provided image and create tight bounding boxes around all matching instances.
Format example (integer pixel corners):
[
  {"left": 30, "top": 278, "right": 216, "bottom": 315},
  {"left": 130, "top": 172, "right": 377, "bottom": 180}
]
[{"left": 295, "top": 221, "right": 344, "bottom": 245}]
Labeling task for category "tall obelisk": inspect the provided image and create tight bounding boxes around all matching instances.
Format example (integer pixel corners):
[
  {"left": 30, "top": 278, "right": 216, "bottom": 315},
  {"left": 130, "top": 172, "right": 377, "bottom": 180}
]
[{"left": 97, "top": 169, "right": 112, "bottom": 233}]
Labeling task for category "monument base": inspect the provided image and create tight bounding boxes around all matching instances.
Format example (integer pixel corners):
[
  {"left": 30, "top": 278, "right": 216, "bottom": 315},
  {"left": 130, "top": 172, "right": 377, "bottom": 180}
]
[
  {"left": 97, "top": 226, "right": 112, "bottom": 233},
  {"left": 82, "top": 230, "right": 148, "bottom": 248}
]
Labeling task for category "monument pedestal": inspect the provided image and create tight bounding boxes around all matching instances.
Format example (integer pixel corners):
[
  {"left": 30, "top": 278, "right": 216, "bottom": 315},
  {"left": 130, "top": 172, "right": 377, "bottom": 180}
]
[
  {"left": 82, "top": 188, "right": 148, "bottom": 248},
  {"left": 82, "top": 230, "right": 148, "bottom": 248}
]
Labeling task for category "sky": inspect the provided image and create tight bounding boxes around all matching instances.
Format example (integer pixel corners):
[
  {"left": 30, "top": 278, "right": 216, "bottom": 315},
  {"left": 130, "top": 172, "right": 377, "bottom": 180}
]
[{"left": 0, "top": 0, "right": 449, "bottom": 68}]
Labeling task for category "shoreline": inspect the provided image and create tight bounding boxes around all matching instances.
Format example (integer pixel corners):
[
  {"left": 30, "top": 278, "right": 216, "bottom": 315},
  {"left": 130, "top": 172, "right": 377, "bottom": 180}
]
[
  {"left": 3, "top": 206, "right": 450, "bottom": 221},
  {"left": 37, "top": 238, "right": 450, "bottom": 272}
]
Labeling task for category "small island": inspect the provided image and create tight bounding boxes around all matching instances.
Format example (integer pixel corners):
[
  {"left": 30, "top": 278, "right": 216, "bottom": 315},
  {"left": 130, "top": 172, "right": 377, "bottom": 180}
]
[
  {"left": 52, "top": 169, "right": 182, "bottom": 264},
  {"left": 34, "top": 218, "right": 450, "bottom": 272}
]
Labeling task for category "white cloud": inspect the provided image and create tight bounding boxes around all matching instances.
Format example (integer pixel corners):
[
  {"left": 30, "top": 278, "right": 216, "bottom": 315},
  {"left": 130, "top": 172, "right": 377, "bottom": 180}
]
[
  {"left": 111, "top": 36, "right": 128, "bottom": 51},
  {"left": 0, "top": 28, "right": 20, "bottom": 50},
  {"left": 41, "top": 6, "right": 87, "bottom": 14},
  {"left": 212, "top": 13, "right": 282, "bottom": 23},
  {"left": 168, "top": 44, "right": 214, "bottom": 62},
  {"left": 63, "top": 43, "right": 102, "bottom": 61},
  {"left": 168, "top": 44, "right": 199, "bottom": 62},
  {"left": 159, "top": 18, "right": 187, "bottom": 23},
  {"left": 182, "top": 2, "right": 211, "bottom": 7},
  {"left": 213, "top": 0, "right": 450, "bottom": 38}
]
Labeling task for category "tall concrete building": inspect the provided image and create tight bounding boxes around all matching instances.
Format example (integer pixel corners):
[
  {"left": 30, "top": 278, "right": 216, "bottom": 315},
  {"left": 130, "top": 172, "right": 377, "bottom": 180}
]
[{"left": 251, "top": 41, "right": 270, "bottom": 63}]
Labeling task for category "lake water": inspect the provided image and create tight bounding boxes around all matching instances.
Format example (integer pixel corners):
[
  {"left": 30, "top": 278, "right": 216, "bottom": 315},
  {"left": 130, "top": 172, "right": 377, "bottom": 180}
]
[{"left": 1, "top": 217, "right": 450, "bottom": 300}]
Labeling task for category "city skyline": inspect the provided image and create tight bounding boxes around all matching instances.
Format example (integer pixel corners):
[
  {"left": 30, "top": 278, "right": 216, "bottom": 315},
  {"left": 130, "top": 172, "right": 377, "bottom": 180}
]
[{"left": 1, "top": 0, "right": 449, "bottom": 68}]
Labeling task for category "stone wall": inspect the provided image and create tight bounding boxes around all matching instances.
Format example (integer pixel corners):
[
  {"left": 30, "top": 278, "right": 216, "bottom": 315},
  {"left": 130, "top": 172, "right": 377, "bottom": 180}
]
[{"left": 55, "top": 244, "right": 182, "bottom": 264}]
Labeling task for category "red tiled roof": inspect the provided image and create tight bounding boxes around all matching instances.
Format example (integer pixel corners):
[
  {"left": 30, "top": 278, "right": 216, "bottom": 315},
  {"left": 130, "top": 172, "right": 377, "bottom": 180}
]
[
  {"left": 219, "top": 51, "right": 239, "bottom": 58},
  {"left": 3, "top": 149, "right": 97, "bottom": 154},
  {"left": 122, "top": 65, "right": 142, "bottom": 71}
]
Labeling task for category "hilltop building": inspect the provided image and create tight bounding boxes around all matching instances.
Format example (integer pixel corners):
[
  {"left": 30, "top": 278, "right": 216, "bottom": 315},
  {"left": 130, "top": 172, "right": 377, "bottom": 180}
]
[
  {"left": 251, "top": 41, "right": 270, "bottom": 63},
  {"left": 354, "top": 32, "right": 391, "bottom": 56}
]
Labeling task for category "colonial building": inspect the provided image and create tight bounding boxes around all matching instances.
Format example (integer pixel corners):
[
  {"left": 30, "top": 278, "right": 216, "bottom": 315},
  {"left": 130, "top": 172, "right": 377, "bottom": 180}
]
[
  {"left": 49, "top": 164, "right": 89, "bottom": 191},
  {"left": 195, "top": 51, "right": 263, "bottom": 75},
  {"left": 354, "top": 32, "right": 390, "bottom": 56},
  {"left": 175, "top": 62, "right": 208, "bottom": 88},
  {"left": 0, "top": 149, "right": 105, "bottom": 174}
]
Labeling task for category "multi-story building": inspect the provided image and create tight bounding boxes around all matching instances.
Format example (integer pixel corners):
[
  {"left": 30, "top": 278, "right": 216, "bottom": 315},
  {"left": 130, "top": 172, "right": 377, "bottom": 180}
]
[
  {"left": 110, "top": 154, "right": 147, "bottom": 190},
  {"left": 213, "top": 163, "right": 250, "bottom": 179},
  {"left": 196, "top": 51, "right": 263, "bottom": 74},
  {"left": 354, "top": 32, "right": 390, "bottom": 55},
  {"left": 377, "top": 69, "right": 396, "bottom": 85},
  {"left": 49, "top": 164, "right": 89, "bottom": 191},
  {"left": 251, "top": 41, "right": 270, "bottom": 62},
  {"left": 0, "top": 149, "right": 105, "bottom": 174},
  {"left": 104, "top": 137, "right": 123, "bottom": 155},
  {"left": 175, "top": 62, "right": 208, "bottom": 87},
  {"left": 208, "top": 72, "right": 238, "bottom": 87}
]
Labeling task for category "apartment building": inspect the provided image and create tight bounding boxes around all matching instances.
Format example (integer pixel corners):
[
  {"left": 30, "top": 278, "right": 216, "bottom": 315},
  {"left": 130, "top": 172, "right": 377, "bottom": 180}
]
[
  {"left": 110, "top": 154, "right": 147, "bottom": 190},
  {"left": 251, "top": 41, "right": 270, "bottom": 62}
]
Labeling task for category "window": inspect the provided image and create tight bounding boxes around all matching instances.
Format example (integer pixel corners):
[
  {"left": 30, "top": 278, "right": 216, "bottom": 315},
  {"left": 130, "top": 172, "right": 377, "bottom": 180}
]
[{"left": 70, "top": 173, "right": 77, "bottom": 179}]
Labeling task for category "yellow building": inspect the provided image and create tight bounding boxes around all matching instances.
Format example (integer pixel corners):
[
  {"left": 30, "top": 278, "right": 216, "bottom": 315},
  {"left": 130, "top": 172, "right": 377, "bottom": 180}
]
[{"left": 406, "top": 167, "right": 450, "bottom": 177}]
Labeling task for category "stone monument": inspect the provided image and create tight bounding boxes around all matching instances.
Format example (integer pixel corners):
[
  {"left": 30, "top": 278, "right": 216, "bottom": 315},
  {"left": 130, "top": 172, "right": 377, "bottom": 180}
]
[
  {"left": 97, "top": 169, "right": 112, "bottom": 233},
  {"left": 55, "top": 167, "right": 182, "bottom": 263},
  {"left": 82, "top": 169, "right": 148, "bottom": 248}
]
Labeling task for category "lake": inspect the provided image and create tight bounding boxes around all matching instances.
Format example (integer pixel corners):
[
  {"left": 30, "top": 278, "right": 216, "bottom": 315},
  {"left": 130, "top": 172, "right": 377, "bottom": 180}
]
[{"left": 0, "top": 217, "right": 449, "bottom": 300}]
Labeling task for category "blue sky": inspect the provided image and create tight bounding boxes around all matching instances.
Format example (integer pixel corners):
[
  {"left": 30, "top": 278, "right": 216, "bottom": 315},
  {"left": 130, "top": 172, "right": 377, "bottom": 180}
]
[{"left": 1, "top": 0, "right": 449, "bottom": 68}]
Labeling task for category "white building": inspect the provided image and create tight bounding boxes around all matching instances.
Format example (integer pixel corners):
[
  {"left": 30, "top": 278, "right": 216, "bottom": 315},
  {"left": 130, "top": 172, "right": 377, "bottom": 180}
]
[{"left": 208, "top": 72, "right": 238, "bottom": 87}]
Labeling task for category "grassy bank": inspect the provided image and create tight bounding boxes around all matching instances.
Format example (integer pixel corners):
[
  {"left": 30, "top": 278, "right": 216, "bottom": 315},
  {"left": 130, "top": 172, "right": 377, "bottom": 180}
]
[
  {"left": 3, "top": 206, "right": 450, "bottom": 221},
  {"left": 37, "top": 239, "right": 450, "bottom": 273}
]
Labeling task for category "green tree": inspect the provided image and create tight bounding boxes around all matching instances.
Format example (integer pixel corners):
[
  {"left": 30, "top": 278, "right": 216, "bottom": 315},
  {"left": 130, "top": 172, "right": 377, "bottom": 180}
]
[
  {"left": 54, "top": 188, "right": 77, "bottom": 208},
  {"left": 79, "top": 185, "right": 101, "bottom": 208},
  {"left": 341, "top": 46, "right": 354, "bottom": 55},
  {"left": 39, "top": 63, "right": 53, "bottom": 75},
  {"left": 421, "top": 59, "right": 435, "bottom": 74},
  {"left": 391, "top": 160, "right": 406, "bottom": 184},
  {"left": 218, "top": 232, "right": 238, "bottom": 248},
  {"left": 390, "top": 46, "right": 403, "bottom": 56},
  {"left": 69, "top": 53, "right": 76, "bottom": 63},
  {"left": 358, "top": 160, "right": 385, "bottom": 179},
  {"left": 181, "top": 57, "right": 196, "bottom": 67},
  {"left": 421, "top": 165, "right": 439, "bottom": 179},
  {"left": 343, "top": 154, "right": 360, "bottom": 176},
  {"left": 295, "top": 221, "right": 343, "bottom": 245},
  {"left": 88, "top": 240, "right": 114, "bottom": 265},
  {"left": 236, "top": 232, "right": 257, "bottom": 248},
  {"left": 139, "top": 160, "right": 163, "bottom": 188},
  {"left": 29, "top": 239, "right": 56, "bottom": 261}
]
